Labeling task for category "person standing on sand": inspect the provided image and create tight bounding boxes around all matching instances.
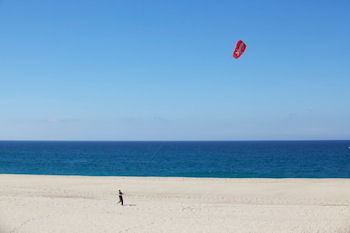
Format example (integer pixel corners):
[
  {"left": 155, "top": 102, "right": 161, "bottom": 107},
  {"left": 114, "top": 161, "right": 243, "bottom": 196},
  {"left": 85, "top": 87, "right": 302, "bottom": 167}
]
[{"left": 118, "top": 189, "right": 124, "bottom": 206}]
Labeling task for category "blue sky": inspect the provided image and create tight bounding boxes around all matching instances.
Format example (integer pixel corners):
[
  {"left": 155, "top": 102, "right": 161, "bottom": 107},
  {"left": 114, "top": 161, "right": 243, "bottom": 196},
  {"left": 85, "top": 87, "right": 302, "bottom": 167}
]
[{"left": 0, "top": 0, "right": 349, "bottom": 140}]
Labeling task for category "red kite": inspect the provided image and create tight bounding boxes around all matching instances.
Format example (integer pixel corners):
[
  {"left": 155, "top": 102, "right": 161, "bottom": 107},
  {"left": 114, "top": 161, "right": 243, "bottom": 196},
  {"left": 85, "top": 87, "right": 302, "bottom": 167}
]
[{"left": 233, "top": 40, "right": 246, "bottom": 59}]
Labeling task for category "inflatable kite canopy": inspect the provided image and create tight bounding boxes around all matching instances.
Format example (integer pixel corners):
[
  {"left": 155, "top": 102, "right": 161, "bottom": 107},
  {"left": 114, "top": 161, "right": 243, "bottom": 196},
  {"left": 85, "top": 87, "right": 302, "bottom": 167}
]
[{"left": 233, "top": 40, "right": 246, "bottom": 59}]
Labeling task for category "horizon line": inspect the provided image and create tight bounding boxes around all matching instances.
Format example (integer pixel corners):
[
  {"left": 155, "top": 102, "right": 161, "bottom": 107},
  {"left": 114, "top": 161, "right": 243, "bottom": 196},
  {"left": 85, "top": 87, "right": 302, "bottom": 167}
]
[{"left": 0, "top": 139, "right": 349, "bottom": 142}]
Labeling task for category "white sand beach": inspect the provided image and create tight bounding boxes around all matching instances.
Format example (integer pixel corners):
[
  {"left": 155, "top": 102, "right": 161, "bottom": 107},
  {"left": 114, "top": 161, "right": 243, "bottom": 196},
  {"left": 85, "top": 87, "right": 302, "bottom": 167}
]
[{"left": 1, "top": 175, "right": 350, "bottom": 233}]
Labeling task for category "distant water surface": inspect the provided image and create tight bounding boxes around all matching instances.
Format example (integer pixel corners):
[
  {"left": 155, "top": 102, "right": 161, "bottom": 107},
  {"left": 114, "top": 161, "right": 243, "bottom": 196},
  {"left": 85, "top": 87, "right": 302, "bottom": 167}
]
[{"left": 0, "top": 141, "right": 350, "bottom": 178}]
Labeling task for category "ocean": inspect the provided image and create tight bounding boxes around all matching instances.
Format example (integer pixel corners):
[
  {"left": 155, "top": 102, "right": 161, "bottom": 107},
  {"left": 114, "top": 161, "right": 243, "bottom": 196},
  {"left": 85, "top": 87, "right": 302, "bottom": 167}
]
[{"left": 0, "top": 141, "right": 350, "bottom": 178}]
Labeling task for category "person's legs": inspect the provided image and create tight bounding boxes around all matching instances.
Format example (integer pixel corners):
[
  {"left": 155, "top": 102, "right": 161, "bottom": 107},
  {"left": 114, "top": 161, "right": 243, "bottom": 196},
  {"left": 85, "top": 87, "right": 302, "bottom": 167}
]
[{"left": 121, "top": 197, "right": 123, "bottom": 205}]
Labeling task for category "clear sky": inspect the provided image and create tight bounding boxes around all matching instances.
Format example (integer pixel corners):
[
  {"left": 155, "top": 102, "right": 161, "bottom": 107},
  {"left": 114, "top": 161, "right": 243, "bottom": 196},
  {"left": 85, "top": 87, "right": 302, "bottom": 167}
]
[{"left": 0, "top": 0, "right": 349, "bottom": 140}]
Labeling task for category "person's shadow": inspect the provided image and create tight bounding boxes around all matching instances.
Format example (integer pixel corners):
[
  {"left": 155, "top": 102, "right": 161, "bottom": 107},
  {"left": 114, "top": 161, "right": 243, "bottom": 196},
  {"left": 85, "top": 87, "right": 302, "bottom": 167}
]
[{"left": 124, "top": 204, "right": 136, "bottom": 207}]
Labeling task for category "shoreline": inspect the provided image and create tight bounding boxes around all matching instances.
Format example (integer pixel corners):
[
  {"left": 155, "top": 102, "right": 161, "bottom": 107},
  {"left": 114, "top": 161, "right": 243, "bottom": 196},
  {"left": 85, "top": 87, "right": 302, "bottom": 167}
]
[
  {"left": 3, "top": 173, "right": 350, "bottom": 179},
  {"left": 1, "top": 174, "right": 350, "bottom": 233}
]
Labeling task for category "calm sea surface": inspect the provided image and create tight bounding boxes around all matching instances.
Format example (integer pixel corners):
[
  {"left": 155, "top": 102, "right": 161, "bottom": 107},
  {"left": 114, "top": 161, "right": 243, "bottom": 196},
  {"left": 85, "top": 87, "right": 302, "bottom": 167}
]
[{"left": 0, "top": 141, "right": 350, "bottom": 178}]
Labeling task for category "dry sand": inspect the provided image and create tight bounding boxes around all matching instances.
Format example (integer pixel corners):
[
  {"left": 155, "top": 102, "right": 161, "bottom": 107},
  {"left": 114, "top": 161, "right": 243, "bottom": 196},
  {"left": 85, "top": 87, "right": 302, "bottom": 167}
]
[{"left": 1, "top": 174, "right": 350, "bottom": 233}]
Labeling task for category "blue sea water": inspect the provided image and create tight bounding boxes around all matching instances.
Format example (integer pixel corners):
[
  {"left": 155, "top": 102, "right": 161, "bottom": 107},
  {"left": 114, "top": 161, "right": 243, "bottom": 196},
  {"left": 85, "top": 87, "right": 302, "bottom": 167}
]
[{"left": 0, "top": 141, "right": 350, "bottom": 178}]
